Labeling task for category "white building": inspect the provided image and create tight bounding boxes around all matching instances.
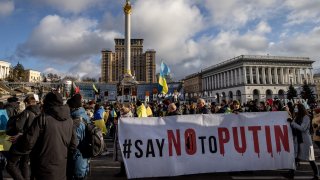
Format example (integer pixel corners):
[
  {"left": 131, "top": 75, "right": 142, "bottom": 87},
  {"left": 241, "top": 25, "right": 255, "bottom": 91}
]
[
  {"left": 201, "top": 55, "right": 315, "bottom": 104},
  {"left": 0, "top": 60, "right": 11, "bottom": 80},
  {"left": 25, "top": 69, "right": 41, "bottom": 82}
]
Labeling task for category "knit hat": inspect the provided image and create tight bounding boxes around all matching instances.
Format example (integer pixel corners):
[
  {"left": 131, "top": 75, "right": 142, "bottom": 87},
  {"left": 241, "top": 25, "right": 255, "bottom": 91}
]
[
  {"left": 43, "top": 91, "right": 63, "bottom": 107},
  {"left": 7, "top": 96, "right": 19, "bottom": 103},
  {"left": 67, "top": 94, "right": 82, "bottom": 108}
]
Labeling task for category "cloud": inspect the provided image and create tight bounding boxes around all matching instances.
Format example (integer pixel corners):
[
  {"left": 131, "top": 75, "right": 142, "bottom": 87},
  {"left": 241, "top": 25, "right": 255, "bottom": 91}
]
[
  {"left": 43, "top": 67, "right": 61, "bottom": 75},
  {"left": 168, "top": 21, "right": 271, "bottom": 80},
  {"left": 202, "top": 0, "right": 278, "bottom": 29},
  {"left": 68, "top": 59, "right": 100, "bottom": 79},
  {"left": 271, "top": 26, "right": 320, "bottom": 62},
  {"left": 284, "top": 0, "right": 320, "bottom": 25},
  {"left": 132, "top": 0, "right": 204, "bottom": 63},
  {"left": 16, "top": 15, "right": 121, "bottom": 64},
  {"left": 0, "top": 0, "right": 14, "bottom": 16},
  {"left": 31, "top": 0, "right": 103, "bottom": 14}
]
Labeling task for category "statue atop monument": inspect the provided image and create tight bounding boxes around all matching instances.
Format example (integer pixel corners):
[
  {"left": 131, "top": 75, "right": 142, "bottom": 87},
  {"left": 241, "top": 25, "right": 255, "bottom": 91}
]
[{"left": 123, "top": 0, "right": 132, "bottom": 14}]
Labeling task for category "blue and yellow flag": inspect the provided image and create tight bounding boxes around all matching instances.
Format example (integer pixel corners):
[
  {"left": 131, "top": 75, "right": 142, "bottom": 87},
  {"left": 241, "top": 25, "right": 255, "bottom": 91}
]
[
  {"left": 158, "top": 62, "right": 170, "bottom": 94},
  {"left": 93, "top": 83, "right": 99, "bottom": 93}
]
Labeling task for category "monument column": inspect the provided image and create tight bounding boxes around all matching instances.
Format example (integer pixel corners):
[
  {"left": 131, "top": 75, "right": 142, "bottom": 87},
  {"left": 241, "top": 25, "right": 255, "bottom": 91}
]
[{"left": 124, "top": 0, "right": 132, "bottom": 77}]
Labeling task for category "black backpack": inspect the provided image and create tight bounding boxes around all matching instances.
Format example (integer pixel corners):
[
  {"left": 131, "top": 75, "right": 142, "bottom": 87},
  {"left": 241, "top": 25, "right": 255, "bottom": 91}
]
[{"left": 75, "top": 118, "right": 105, "bottom": 158}]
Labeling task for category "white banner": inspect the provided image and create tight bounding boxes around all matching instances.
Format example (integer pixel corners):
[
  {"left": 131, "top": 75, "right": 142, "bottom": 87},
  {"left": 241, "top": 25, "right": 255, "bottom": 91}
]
[{"left": 118, "top": 112, "right": 295, "bottom": 179}]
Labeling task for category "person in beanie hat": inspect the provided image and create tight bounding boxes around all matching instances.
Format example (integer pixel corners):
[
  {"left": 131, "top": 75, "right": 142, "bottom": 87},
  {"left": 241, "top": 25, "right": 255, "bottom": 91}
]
[
  {"left": 5, "top": 96, "right": 20, "bottom": 118},
  {"left": 67, "top": 94, "right": 90, "bottom": 179},
  {"left": 12, "top": 91, "right": 76, "bottom": 180}
]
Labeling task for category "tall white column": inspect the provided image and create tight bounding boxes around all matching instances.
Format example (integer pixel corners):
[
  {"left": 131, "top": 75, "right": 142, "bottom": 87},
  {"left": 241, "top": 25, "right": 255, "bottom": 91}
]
[
  {"left": 249, "top": 66, "right": 253, "bottom": 84},
  {"left": 286, "top": 68, "right": 290, "bottom": 84},
  {"left": 280, "top": 67, "right": 284, "bottom": 84},
  {"left": 238, "top": 68, "right": 241, "bottom": 85},
  {"left": 216, "top": 74, "right": 219, "bottom": 89},
  {"left": 224, "top": 72, "right": 227, "bottom": 87},
  {"left": 298, "top": 68, "right": 303, "bottom": 84},
  {"left": 310, "top": 68, "right": 314, "bottom": 84},
  {"left": 292, "top": 68, "right": 296, "bottom": 84},
  {"left": 256, "top": 66, "right": 260, "bottom": 84},
  {"left": 262, "top": 67, "right": 266, "bottom": 84},
  {"left": 234, "top": 69, "right": 238, "bottom": 85},
  {"left": 210, "top": 76, "right": 213, "bottom": 89},
  {"left": 268, "top": 67, "right": 272, "bottom": 84},
  {"left": 304, "top": 68, "right": 308, "bottom": 84},
  {"left": 274, "top": 67, "right": 278, "bottom": 84},
  {"left": 226, "top": 71, "right": 229, "bottom": 87},
  {"left": 5, "top": 67, "right": 8, "bottom": 78},
  {"left": 219, "top": 73, "right": 221, "bottom": 88},
  {"left": 243, "top": 66, "right": 247, "bottom": 84},
  {"left": 124, "top": 0, "right": 132, "bottom": 76},
  {"left": 231, "top": 69, "right": 234, "bottom": 86},
  {"left": 212, "top": 76, "right": 215, "bottom": 89}
]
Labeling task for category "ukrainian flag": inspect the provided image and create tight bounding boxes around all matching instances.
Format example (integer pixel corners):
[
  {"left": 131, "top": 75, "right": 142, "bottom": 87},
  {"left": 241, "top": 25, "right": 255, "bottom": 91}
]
[
  {"left": 158, "top": 62, "right": 170, "bottom": 94},
  {"left": 93, "top": 83, "right": 99, "bottom": 93}
]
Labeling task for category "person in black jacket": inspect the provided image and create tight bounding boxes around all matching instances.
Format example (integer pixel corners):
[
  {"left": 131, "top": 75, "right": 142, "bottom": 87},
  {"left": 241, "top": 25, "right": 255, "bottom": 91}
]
[
  {"left": 166, "top": 103, "right": 181, "bottom": 116},
  {"left": 12, "top": 91, "right": 76, "bottom": 180},
  {"left": 5, "top": 96, "right": 20, "bottom": 118},
  {"left": 196, "top": 98, "right": 210, "bottom": 114},
  {"left": 6, "top": 95, "right": 41, "bottom": 180}
]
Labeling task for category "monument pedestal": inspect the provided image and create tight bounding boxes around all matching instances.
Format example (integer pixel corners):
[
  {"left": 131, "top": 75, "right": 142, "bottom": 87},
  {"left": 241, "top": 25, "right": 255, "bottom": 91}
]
[{"left": 118, "top": 74, "right": 138, "bottom": 103}]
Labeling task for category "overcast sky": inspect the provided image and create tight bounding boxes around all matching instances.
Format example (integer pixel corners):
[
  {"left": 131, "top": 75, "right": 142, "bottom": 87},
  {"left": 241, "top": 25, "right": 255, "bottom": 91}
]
[{"left": 1, "top": 0, "right": 320, "bottom": 80}]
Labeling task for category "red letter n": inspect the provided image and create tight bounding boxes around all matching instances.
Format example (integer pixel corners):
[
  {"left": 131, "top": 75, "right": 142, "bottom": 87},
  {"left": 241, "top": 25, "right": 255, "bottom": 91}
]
[
  {"left": 274, "top": 125, "right": 290, "bottom": 153},
  {"left": 167, "top": 129, "right": 181, "bottom": 156}
]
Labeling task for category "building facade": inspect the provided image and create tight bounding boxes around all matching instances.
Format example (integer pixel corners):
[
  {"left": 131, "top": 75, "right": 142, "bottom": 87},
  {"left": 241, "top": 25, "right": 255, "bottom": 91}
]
[
  {"left": 201, "top": 55, "right": 315, "bottom": 104},
  {"left": 101, "top": 39, "right": 156, "bottom": 84},
  {"left": 0, "top": 60, "right": 11, "bottom": 80},
  {"left": 25, "top": 69, "right": 41, "bottom": 82},
  {"left": 183, "top": 72, "right": 202, "bottom": 101}
]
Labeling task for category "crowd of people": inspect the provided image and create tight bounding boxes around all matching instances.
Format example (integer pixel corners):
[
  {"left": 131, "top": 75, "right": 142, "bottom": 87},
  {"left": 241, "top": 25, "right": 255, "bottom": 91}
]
[{"left": 0, "top": 91, "right": 320, "bottom": 179}]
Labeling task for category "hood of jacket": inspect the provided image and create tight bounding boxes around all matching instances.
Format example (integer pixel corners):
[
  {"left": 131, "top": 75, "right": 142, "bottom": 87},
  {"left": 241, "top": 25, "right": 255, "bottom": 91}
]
[
  {"left": 70, "top": 107, "right": 90, "bottom": 123},
  {"left": 45, "top": 105, "right": 71, "bottom": 121},
  {"left": 26, "top": 104, "right": 41, "bottom": 116}
]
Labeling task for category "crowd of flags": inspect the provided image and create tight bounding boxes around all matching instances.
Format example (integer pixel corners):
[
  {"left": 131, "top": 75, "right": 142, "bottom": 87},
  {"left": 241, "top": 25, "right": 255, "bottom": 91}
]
[{"left": 65, "top": 61, "right": 172, "bottom": 99}]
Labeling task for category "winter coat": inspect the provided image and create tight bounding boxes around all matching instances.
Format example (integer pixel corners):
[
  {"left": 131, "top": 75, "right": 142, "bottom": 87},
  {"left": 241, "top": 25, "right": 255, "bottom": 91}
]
[
  {"left": 68, "top": 107, "right": 90, "bottom": 179},
  {"left": 291, "top": 115, "right": 315, "bottom": 161},
  {"left": 197, "top": 106, "right": 210, "bottom": 114},
  {"left": 15, "top": 105, "right": 41, "bottom": 134},
  {"left": 0, "top": 109, "right": 9, "bottom": 130},
  {"left": 13, "top": 105, "right": 76, "bottom": 180},
  {"left": 136, "top": 104, "right": 147, "bottom": 117},
  {"left": 93, "top": 107, "right": 107, "bottom": 135},
  {"left": 166, "top": 111, "right": 181, "bottom": 116}
]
